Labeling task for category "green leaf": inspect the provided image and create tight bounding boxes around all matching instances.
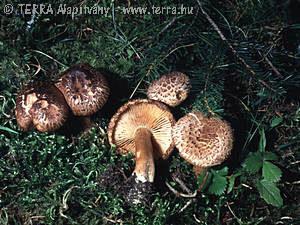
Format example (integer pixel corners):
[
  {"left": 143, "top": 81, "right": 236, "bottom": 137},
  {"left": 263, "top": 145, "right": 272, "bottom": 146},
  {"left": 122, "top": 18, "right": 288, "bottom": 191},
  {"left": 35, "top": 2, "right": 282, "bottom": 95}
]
[
  {"left": 262, "top": 161, "right": 281, "bottom": 182},
  {"left": 256, "top": 180, "right": 283, "bottom": 207},
  {"left": 126, "top": 49, "right": 134, "bottom": 58},
  {"left": 244, "top": 152, "right": 263, "bottom": 174},
  {"left": 270, "top": 117, "right": 283, "bottom": 128},
  {"left": 214, "top": 166, "right": 228, "bottom": 176},
  {"left": 258, "top": 128, "right": 266, "bottom": 152},
  {"left": 0, "top": 126, "right": 18, "bottom": 134},
  {"left": 208, "top": 174, "right": 227, "bottom": 195},
  {"left": 263, "top": 152, "right": 278, "bottom": 161},
  {"left": 227, "top": 172, "right": 242, "bottom": 194}
]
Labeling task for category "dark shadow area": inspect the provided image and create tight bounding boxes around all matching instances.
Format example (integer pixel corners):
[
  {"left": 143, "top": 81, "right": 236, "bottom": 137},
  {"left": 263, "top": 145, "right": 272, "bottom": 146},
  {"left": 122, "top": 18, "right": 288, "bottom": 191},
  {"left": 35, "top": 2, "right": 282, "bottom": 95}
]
[
  {"left": 286, "top": 84, "right": 300, "bottom": 101},
  {"left": 94, "top": 68, "right": 131, "bottom": 119},
  {"left": 222, "top": 71, "right": 255, "bottom": 169},
  {"left": 56, "top": 114, "right": 91, "bottom": 136},
  {"left": 282, "top": 0, "right": 300, "bottom": 52},
  {"left": 153, "top": 159, "right": 173, "bottom": 193}
]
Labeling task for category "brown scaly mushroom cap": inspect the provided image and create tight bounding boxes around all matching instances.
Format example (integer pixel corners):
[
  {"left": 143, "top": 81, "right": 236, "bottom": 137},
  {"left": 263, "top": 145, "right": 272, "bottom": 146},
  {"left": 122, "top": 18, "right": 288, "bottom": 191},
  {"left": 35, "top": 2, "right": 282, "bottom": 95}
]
[
  {"left": 108, "top": 99, "right": 175, "bottom": 183},
  {"left": 147, "top": 71, "right": 190, "bottom": 107},
  {"left": 15, "top": 81, "right": 69, "bottom": 132},
  {"left": 55, "top": 63, "right": 110, "bottom": 116},
  {"left": 172, "top": 111, "right": 233, "bottom": 174}
]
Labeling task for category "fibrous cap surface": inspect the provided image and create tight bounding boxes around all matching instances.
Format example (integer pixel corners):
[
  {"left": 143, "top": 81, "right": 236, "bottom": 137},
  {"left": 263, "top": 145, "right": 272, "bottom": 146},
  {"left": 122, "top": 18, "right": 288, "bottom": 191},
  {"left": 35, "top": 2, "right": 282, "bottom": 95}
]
[
  {"left": 172, "top": 111, "right": 233, "bottom": 167},
  {"left": 55, "top": 63, "right": 110, "bottom": 116},
  {"left": 147, "top": 71, "right": 190, "bottom": 107},
  {"left": 15, "top": 81, "right": 69, "bottom": 132}
]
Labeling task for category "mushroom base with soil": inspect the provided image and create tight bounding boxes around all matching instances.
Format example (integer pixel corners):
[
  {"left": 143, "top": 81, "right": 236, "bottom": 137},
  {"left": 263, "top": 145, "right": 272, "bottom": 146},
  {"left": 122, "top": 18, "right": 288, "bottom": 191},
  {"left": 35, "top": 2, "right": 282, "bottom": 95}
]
[
  {"left": 123, "top": 174, "right": 153, "bottom": 205},
  {"left": 108, "top": 99, "right": 175, "bottom": 204}
]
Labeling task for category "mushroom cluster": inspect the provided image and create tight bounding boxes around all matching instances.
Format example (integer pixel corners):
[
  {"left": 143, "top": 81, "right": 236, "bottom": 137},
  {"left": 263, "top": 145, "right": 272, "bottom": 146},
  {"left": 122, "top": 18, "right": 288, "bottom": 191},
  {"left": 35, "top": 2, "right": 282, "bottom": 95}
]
[
  {"left": 106, "top": 71, "right": 191, "bottom": 203},
  {"left": 146, "top": 72, "right": 233, "bottom": 176},
  {"left": 15, "top": 63, "right": 110, "bottom": 132},
  {"left": 16, "top": 65, "right": 234, "bottom": 204}
]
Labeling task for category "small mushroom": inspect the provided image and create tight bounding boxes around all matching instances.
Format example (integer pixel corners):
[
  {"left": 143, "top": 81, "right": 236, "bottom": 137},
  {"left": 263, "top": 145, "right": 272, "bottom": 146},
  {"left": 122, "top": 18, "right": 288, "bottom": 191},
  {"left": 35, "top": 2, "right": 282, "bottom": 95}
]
[
  {"left": 108, "top": 99, "right": 175, "bottom": 203},
  {"left": 147, "top": 71, "right": 190, "bottom": 107},
  {"left": 55, "top": 63, "right": 110, "bottom": 116},
  {"left": 172, "top": 111, "right": 233, "bottom": 175},
  {"left": 15, "top": 81, "right": 69, "bottom": 132}
]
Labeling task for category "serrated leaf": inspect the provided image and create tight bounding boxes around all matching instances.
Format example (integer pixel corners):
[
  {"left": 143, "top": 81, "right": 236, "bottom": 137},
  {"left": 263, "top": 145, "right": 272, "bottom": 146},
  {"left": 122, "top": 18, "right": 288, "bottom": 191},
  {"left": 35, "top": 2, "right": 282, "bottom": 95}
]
[
  {"left": 208, "top": 174, "right": 227, "bottom": 195},
  {"left": 270, "top": 117, "right": 283, "bottom": 128},
  {"left": 256, "top": 180, "right": 283, "bottom": 207},
  {"left": 244, "top": 152, "right": 263, "bottom": 174},
  {"left": 263, "top": 152, "right": 278, "bottom": 161},
  {"left": 258, "top": 129, "right": 266, "bottom": 152},
  {"left": 262, "top": 161, "right": 281, "bottom": 182}
]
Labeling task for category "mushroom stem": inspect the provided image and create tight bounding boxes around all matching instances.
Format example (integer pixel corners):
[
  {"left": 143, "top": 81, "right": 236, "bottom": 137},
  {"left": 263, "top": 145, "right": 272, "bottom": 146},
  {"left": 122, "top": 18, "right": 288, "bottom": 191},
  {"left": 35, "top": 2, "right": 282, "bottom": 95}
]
[
  {"left": 133, "top": 128, "right": 155, "bottom": 183},
  {"left": 81, "top": 116, "right": 92, "bottom": 128},
  {"left": 192, "top": 166, "right": 208, "bottom": 176}
]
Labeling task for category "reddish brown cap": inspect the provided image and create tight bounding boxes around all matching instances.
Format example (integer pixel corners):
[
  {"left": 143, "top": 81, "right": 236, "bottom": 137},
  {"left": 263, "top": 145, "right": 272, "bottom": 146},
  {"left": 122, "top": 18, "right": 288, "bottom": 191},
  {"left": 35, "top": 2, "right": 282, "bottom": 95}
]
[
  {"left": 172, "top": 111, "right": 233, "bottom": 168},
  {"left": 55, "top": 63, "right": 110, "bottom": 116},
  {"left": 108, "top": 99, "right": 175, "bottom": 159},
  {"left": 147, "top": 71, "right": 190, "bottom": 107},
  {"left": 15, "top": 81, "right": 69, "bottom": 132}
]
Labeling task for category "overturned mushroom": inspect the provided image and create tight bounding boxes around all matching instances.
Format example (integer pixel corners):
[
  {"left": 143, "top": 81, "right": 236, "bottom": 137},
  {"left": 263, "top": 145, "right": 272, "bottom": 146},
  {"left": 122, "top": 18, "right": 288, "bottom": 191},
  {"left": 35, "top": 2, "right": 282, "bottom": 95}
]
[
  {"left": 172, "top": 111, "right": 233, "bottom": 175},
  {"left": 108, "top": 99, "right": 175, "bottom": 203},
  {"left": 15, "top": 81, "right": 69, "bottom": 132},
  {"left": 55, "top": 63, "right": 110, "bottom": 116},
  {"left": 147, "top": 71, "right": 190, "bottom": 107}
]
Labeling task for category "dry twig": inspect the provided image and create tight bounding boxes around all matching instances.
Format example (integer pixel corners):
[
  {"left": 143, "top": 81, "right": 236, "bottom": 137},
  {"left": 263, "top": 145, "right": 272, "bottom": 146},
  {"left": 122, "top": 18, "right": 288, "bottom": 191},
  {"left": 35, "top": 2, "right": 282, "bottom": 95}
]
[{"left": 165, "top": 181, "right": 197, "bottom": 198}]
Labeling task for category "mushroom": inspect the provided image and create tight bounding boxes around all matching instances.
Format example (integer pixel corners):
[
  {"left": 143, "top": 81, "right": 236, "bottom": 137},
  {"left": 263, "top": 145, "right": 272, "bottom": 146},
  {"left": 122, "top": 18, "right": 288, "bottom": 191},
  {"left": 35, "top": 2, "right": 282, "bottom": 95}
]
[
  {"left": 15, "top": 81, "right": 69, "bottom": 132},
  {"left": 108, "top": 99, "right": 175, "bottom": 203},
  {"left": 108, "top": 99, "right": 175, "bottom": 182},
  {"left": 55, "top": 63, "right": 110, "bottom": 116},
  {"left": 147, "top": 71, "right": 190, "bottom": 107},
  {"left": 172, "top": 111, "right": 233, "bottom": 175}
]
